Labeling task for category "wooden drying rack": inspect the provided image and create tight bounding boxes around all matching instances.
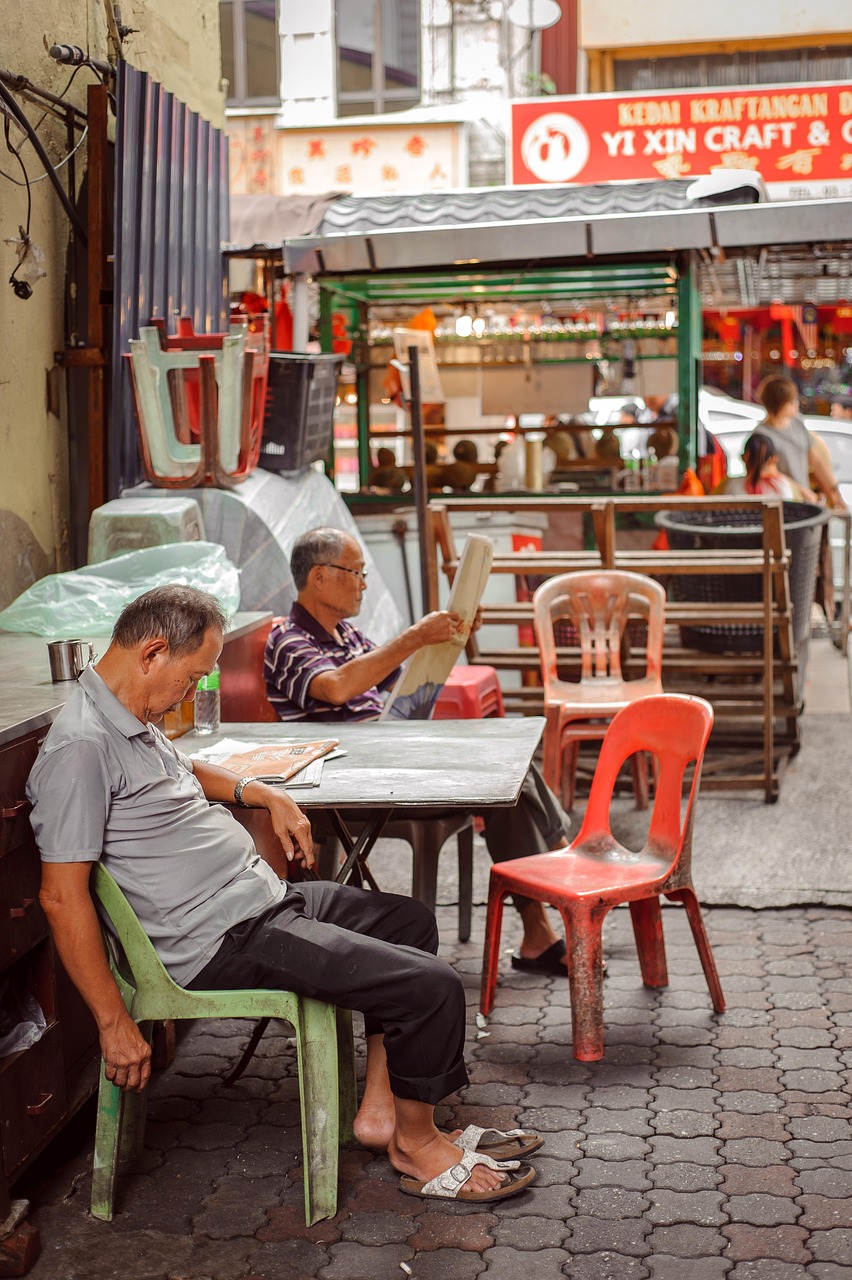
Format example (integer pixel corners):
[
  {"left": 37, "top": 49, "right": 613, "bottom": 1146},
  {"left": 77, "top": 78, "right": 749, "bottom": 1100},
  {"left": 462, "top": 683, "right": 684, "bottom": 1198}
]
[{"left": 428, "top": 495, "right": 799, "bottom": 803}]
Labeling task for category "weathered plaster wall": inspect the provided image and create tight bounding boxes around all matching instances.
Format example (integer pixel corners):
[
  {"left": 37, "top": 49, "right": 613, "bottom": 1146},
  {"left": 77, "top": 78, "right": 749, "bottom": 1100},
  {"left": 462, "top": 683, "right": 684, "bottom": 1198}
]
[{"left": 0, "top": 0, "right": 224, "bottom": 609}]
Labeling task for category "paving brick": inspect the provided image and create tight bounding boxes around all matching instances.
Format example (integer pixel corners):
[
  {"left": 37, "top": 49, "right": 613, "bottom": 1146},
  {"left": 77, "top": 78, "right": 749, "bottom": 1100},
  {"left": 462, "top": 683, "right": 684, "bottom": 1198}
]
[
  {"left": 571, "top": 1159, "right": 653, "bottom": 1191},
  {"left": 650, "top": 1087, "right": 719, "bottom": 1112},
  {"left": 653, "top": 1067, "right": 718, "bottom": 1089},
  {"left": 775, "top": 1047, "right": 845, "bottom": 1070},
  {"left": 394, "top": 1246, "right": 486, "bottom": 1280},
  {"left": 654, "top": 1046, "right": 719, "bottom": 1069},
  {"left": 646, "top": 1189, "right": 727, "bottom": 1226},
  {"left": 193, "top": 1174, "right": 287, "bottom": 1239},
  {"left": 716, "top": 1113, "right": 790, "bottom": 1141},
  {"left": 648, "top": 1135, "right": 723, "bottom": 1166},
  {"left": 652, "top": 1110, "right": 719, "bottom": 1139},
  {"left": 319, "top": 1241, "right": 415, "bottom": 1278},
  {"left": 808, "top": 1266, "right": 852, "bottom": 1280},
  {"left": 727, "top": 1265, "right": 810, "bottom": 1280},
  {"left": 713, "top": 1028, "right": 778, "bottom": 1050},
  {"left": 650, "top": 1163, "right": 722, "bottom": 1192},
  {"left": 719, "top": 1165, "right": 800, "bottom": 1197},
  {"left": 523, "top": 1084, "right": 592, "bottom": 1109},
  {"left": 724, "top": 1194, "right": 801, "bottom": 1225},
  {"left": 787, "top": 1117, "right": 852, "bottom": 1141},
  {"left": 789, "top": 1139, "right": 852, "bottom": 1162},
  {"left": 648, "top": 1225, "right": 728, "bottom": 1257},
  {"left": 248, "top": 1238, "right": 332, "bottom": 1279},
  {"left": 338, "top": 1210, "right": 417, "bottom": 1246},
  {"left": 798, "top": 1196, "right": 852, "bottom": 1230},
  {"left": 583, "top": 1108, "right": 653, "bottom": 1137},
  {"left": 715, "top": 1068, "right": 783, "bottom": 1094},
  {"left": 773, "top": 1026, "right": 836, "bottom": 1048},
  {"left": 646, "top": 1258, "right": 732, "bottom": 1279},
  {"left": 490, "top": 1215, "right": 568, "bottom": 1250},
  {"left": 257, "top": 1205, "right": 343, "bottom": 1244},
  {"left": 770, "top": 1009, "right": 833, "bottom": 1030},
  {"left": 519, "top": 1106, "right": 585, "bottom": 1133},
  {"left": 781, "top": 1069, "right": 848, "bottom": 1093},
  {"left": 721, "top": 1224, "right": 812, "bottom": 1263},
  {"left": 567, "top": 1216, "right": 651, "bottom": 1256},
  {"left": 585, "top": 1086, "right": 654, "bottom": 1110},
  {"left": 409, "top": 1211, "right": 497, "bottom": 1252},
  {"left": 720, "top": 1137, "right": 792, "bottom": 1167},
  {"left": 582, "top": 1132, "right": 650, "bottom": 1161},
  {"left": 805, "top": 1230, "right": 852, "bottom": 1263},
  {"left": 524, "top": 1156, "right": 581, "bottom": 1187},
  {"left": 572, "top": 1188, "right": 650, "bottom": 1220},
  {"left": 717, "top": 1091, "right": 785, "bottom": 1114},
  {"left": 566, "top": 1255, "right": 649, "bottom": 1280}
]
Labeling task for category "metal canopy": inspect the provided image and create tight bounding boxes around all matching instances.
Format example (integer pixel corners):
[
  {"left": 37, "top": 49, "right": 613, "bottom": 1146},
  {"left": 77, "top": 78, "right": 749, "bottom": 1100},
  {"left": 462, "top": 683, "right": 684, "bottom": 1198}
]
[
  {"left": 285, "top": 196, "right": 852, "bottom": 309},
  {"left": 321, "top": 264, "right": 678, "bottom": 307}
]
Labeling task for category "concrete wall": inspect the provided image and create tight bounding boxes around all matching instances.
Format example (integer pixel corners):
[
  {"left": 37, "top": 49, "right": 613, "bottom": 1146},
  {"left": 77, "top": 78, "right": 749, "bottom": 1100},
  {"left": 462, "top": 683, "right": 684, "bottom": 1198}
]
[
  {"left": 0, "top": 0, "right": 224, "bottom": 609},
  {"left": 580, "top": 1, "right": 852, "bottom": 49}
]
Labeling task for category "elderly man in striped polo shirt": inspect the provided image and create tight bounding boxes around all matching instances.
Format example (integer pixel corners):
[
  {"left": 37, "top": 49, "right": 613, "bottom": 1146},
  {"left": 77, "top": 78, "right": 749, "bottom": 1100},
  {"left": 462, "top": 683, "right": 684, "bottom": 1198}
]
[{"left": 264, "top": 527, "right": 572, "bottom": 975}]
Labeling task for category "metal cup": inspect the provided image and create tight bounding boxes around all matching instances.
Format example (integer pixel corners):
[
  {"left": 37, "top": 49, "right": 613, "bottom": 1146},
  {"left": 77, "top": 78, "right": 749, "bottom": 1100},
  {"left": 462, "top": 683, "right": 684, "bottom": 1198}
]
[{"left": 47, "top": 639, "right": 95, "bottom": 682}]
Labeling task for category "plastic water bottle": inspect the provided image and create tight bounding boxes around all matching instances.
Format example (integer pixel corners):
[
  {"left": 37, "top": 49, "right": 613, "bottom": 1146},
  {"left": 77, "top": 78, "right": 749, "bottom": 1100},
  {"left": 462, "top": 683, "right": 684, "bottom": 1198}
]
[{"left": 194, "top": 665, "right": 220, "bottom": 734}]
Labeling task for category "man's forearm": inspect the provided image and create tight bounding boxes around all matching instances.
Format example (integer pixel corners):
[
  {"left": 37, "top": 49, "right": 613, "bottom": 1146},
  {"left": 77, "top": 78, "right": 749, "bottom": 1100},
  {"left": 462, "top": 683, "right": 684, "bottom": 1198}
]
[
  {"left": 41, "top": 892, "right": 130, "bottom": 1033},
  {"left": 308, "top": 631, "right": 417, "bottom": 705}
]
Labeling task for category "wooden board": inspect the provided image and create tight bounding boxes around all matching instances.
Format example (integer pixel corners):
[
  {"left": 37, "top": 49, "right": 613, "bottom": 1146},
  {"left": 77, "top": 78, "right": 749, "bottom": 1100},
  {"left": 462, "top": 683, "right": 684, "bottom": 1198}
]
[{"left": 379, "top": 533, "right": 493, "bottom": 722}]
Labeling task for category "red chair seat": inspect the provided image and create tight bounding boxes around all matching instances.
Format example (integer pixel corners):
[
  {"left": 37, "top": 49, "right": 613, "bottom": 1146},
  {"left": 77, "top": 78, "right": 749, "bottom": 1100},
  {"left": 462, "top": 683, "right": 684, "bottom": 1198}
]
[{"left": 433, "top": 665, "right": 505, "bottom": 720}]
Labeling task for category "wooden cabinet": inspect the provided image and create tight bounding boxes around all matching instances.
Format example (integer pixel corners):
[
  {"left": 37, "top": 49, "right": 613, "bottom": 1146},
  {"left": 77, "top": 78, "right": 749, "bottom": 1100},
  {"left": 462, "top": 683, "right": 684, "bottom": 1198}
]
[{"left": 0, "top": 727, "right": 99, "bottom": 1227}]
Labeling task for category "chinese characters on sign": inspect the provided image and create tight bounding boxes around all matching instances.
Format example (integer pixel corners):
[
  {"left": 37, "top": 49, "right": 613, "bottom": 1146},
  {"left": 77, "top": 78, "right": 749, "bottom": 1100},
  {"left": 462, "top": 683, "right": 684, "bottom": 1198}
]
[
  {"left": 510, "top": 84, "right": 852, "bottom": 199},
  {"left": 277, "top": 123, "right": 461, "bottom": 194}
]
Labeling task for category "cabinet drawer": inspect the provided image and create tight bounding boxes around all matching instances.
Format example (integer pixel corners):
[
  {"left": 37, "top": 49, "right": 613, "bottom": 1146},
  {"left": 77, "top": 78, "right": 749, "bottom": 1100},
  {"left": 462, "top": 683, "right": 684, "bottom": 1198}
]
[
  {"left": 0, "top": 733, "right": 46, "bottom": 858},
  {"left": 0, "top": 841, "right": 48, "bottom": 963},
  {"left": 0, "top": 1021, "right": 66, "bottom": 1175}
]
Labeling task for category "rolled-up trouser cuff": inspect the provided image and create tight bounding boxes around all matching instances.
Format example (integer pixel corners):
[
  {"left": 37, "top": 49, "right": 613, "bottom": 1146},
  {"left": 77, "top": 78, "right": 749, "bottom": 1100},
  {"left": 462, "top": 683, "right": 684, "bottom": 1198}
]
[{"left": 387, "top": 1059, "right": 470, "bottom": 1105}]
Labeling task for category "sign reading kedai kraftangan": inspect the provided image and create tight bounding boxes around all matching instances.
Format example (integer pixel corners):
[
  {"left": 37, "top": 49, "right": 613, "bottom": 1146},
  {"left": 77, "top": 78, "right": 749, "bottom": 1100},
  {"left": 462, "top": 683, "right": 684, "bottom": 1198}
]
[{"left": 511, "top": 84, "right": 852, "bottom": 201}]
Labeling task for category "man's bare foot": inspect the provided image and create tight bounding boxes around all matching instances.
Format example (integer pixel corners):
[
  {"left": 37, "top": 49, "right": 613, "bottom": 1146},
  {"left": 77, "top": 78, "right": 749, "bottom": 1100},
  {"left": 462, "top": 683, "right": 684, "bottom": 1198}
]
[
  {"left": 352, "top": 1102, "right": 395, "bottom": 1151},
  {"left": 389, "top": 1128, "right": 508, "bottom": 1194}
]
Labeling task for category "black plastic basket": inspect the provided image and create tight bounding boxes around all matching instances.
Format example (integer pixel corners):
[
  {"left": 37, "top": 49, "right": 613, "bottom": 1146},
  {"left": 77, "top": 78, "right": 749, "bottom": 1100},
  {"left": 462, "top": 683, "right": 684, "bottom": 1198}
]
[
  {"left": 259, "top": 353, "right": 344, "bottom": 473},
  {"left": 654, "top": 501, "right": 828, "bottom": 658}
]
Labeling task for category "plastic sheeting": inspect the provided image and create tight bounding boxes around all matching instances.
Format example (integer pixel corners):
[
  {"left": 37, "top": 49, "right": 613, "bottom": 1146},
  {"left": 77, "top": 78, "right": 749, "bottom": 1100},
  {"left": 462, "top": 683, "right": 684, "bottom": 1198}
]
[
  {"left": 0, "top": 543, "right": 241, "bottom": 637},
  {"left": 125, "top": 468, "right": 405, "bottom": 644}
]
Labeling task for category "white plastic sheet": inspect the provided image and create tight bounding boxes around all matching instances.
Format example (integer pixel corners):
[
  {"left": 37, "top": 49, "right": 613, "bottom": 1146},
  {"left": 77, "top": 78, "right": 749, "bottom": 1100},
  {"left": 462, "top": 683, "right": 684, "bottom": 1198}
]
[{"left": 0, "top": 542, "right": 241, "bottom": 636}]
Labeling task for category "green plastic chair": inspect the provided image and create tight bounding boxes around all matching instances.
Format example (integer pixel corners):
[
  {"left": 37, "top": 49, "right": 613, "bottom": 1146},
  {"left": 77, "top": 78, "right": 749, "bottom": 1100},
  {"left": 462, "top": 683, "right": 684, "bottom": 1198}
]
[{"left": 89, "top": 862, "right": 357, "bottom": 1225}]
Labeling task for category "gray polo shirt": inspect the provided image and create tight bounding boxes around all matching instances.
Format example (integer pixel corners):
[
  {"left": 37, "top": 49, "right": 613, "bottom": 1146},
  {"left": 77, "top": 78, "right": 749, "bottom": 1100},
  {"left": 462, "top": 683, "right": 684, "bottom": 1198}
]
[
  {"left": 27, "top": 665, "right": 286, "bottom": 985},
  {"left": 754, "top": 418, "right": 814, "bottom": 489}
]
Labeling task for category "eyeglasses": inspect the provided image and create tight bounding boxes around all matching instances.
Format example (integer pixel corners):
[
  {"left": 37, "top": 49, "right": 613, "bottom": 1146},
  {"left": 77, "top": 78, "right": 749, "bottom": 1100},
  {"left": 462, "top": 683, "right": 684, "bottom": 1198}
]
[{"left": 320, "top": 563, "right": 368, "bottom": 581}]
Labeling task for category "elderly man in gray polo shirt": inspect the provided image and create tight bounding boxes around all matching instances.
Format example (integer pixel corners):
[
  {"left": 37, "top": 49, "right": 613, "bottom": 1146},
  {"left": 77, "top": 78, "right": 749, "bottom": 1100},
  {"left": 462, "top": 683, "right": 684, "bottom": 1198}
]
[{"left": 28, "top": 585, "right": 536, "bottom": 1205}]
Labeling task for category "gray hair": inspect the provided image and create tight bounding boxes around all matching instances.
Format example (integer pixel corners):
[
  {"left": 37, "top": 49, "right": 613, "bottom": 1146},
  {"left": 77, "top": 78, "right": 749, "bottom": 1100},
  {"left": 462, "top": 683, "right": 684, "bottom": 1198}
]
[
  {"left": 112, "top": 585, "right": 228, "bottom": 655},
  {"left": 290, "top": 528, "right": 350, "bottom": 590}
]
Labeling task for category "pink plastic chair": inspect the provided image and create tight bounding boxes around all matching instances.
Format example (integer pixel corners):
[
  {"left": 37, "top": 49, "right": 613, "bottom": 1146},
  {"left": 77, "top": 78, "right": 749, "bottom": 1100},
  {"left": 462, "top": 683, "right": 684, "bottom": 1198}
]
[
  {"left": 533, "top": 570, "right": 665, "bottom": 810},
  {"left": 480, "top": 693, "right": 725, "bottom": 1061}
]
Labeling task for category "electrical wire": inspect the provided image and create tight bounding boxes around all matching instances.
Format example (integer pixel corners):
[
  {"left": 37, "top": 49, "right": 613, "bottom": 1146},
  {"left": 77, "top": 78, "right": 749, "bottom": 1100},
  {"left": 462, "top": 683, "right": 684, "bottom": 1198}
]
[{"left": 0, "top": 123, "right": 88, "bottom": 186}]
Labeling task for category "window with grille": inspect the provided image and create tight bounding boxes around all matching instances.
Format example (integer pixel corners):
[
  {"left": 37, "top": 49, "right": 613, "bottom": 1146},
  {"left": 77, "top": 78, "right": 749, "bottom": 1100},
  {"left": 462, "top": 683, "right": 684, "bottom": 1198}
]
[
  {"left": 221, "top": 1, "right": 280, "bottom": 106},
  {"left": 336, "top": 0, "right": 421, "bottom": 117},
  {"left": 614, "top": 46, "right": 852, "bottom": 93}
]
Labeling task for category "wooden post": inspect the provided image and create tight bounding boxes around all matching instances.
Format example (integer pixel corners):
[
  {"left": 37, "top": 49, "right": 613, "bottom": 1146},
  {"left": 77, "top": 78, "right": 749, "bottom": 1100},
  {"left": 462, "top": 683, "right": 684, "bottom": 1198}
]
[
  {"left": 86, "top": 82, "right": 109, "bottom": 512},
  {"left": 408, "top": 346, "right": 431, "bottom": 617}
]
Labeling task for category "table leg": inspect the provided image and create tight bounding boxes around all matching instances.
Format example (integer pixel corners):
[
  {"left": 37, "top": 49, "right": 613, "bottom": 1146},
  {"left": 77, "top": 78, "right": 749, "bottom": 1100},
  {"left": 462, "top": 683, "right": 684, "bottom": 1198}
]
[{"left": 329, "top": 809, "right": 393, "bottom": 888}]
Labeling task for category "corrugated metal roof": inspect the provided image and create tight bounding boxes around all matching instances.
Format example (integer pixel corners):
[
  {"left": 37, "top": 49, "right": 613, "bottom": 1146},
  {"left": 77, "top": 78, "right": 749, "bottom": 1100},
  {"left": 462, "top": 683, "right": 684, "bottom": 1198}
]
[{"left": 314, "top": 180, "right": 701, "bottom": 237}]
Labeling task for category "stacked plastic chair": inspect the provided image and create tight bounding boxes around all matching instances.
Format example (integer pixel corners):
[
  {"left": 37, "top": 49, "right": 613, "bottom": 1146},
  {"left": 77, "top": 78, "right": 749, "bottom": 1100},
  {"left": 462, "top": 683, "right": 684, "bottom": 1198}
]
[{"left": 127, "top": 315, "right": 270, "bottom": 487}]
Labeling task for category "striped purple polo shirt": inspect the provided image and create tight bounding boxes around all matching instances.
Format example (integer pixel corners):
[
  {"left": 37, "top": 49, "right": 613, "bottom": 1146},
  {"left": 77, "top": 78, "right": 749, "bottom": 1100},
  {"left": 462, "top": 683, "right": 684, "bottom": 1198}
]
[{"left": 263, "top": 601, "right": 400, "bottom": 723}]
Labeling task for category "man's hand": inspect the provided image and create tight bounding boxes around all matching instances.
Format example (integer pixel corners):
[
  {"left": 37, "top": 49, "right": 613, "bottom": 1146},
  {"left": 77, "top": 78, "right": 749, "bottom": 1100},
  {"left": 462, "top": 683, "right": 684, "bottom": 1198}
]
[
  {"left": 100, "top": 1011, "right": 152, "bottom": 1093},
  {"left": 260, "top": 786, "right": 315, "bottom": 868},
  {"left": 409, "top": 610, "right": 466, "bottom": 647}
]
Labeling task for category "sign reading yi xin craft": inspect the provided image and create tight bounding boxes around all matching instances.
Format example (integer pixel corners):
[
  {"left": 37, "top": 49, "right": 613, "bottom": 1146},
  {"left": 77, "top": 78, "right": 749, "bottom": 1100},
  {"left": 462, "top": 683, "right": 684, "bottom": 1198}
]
[{"left": 511, "top": 84, "right": 852, "bottom": 199}]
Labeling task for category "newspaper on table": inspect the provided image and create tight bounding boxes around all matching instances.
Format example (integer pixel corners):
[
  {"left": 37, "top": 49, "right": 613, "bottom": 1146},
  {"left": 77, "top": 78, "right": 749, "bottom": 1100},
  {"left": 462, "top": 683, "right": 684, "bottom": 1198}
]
[{"left": 191, "top": 737, "right": 339, "bottom": 788}]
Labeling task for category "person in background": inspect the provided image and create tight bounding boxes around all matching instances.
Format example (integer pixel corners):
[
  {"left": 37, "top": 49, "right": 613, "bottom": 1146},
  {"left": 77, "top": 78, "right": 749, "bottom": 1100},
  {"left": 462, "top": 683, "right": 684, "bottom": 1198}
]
[
  {"left": 265, "top": 528, "right": 574, "bottom": 975},
  {"left": 717, "top": 433, "right": 817, "bottom": 500},
  {"left": 829, "top": 397, "right": 852, "bottom": 422},
  {"left": 755, "top": 378, "right": 845, "bottom": 508}
]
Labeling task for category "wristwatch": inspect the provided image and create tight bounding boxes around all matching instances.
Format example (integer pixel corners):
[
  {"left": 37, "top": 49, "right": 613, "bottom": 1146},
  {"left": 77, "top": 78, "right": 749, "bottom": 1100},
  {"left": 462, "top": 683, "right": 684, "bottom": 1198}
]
[{"left": 233, "top": 776, "right": 255, "bottom": 808}]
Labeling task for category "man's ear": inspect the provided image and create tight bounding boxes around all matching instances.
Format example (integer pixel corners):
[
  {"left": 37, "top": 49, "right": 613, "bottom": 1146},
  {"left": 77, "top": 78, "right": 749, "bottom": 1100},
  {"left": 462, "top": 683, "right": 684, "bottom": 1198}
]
[{"left": 139, "top": 637, "right": 169, "bottom": 673}]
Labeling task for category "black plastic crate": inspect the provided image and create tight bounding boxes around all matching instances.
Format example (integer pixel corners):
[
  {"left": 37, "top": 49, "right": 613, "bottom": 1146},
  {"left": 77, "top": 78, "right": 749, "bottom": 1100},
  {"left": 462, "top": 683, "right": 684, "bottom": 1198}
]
[{"left": 259, "top": 353, "right": 344, "bottom": 473}]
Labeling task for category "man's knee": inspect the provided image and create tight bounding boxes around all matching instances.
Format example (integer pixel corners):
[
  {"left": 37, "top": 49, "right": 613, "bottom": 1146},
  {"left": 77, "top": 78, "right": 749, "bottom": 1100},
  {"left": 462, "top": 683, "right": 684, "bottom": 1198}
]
[{"left": 400, "top": 895, "right": 440, "bottom": 955}]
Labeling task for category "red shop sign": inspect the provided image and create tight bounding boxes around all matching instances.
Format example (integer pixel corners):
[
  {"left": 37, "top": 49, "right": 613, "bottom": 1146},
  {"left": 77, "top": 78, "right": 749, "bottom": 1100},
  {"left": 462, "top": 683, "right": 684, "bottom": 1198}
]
[{"left": 511, "top": 84, "right": 852, "bottom": 187}]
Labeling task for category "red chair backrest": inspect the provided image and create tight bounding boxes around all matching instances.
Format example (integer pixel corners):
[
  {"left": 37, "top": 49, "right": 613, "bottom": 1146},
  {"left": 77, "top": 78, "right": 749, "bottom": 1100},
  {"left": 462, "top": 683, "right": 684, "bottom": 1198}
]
[
  {"left": 577, "top": 693, "right": 714, "bottom": 875},
  {"left": 533, "top": 570, "right": 666, "bottom": 694}
]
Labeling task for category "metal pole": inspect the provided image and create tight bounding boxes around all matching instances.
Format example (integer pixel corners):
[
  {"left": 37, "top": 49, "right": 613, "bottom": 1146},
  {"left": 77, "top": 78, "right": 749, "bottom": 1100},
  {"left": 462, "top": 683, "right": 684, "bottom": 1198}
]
[
  {"left": 291, "top": 274, "right": 309, "bottom": 351},
  {"left": 408, "top": 345, "right": 431, "bottom": 617}
]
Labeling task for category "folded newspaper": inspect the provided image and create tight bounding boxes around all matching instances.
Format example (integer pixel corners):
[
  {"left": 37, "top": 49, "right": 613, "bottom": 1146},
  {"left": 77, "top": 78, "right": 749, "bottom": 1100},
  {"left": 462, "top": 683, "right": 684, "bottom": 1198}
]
[{"left": 191, "top": 737, "right": 339, "bottom": 785}]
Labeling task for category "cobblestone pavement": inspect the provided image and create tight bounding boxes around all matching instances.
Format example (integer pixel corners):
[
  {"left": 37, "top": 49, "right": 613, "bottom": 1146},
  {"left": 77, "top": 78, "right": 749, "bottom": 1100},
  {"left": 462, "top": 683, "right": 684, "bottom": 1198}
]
[{"left": 19, "top": 901, "right": 852, "bottom": 1280}]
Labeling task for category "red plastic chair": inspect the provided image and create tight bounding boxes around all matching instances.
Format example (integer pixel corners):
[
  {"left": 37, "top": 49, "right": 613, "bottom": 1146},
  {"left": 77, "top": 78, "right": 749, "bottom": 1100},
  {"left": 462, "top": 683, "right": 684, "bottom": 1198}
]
[
  {"left": 533, "top": 570, "right": 665, "bottom": 810},
  {"left": 480, "top": 694, "right": 725, "bottom": 1061},
  {"left": 433, "top": 665, "right": 505, "bottom": 720}
]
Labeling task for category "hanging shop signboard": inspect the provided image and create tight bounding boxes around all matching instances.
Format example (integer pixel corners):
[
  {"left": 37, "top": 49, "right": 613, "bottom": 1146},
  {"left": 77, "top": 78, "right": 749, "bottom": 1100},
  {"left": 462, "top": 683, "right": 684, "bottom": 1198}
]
[{"left": 510, "top": 83, "right": 852, "bottom": 200}]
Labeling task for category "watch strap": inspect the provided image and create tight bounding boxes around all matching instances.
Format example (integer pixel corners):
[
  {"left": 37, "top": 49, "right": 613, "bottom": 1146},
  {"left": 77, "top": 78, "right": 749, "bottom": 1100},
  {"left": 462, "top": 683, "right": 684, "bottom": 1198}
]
[{"left": 234, "top": 775, "right": 255, "bottom": 808}]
